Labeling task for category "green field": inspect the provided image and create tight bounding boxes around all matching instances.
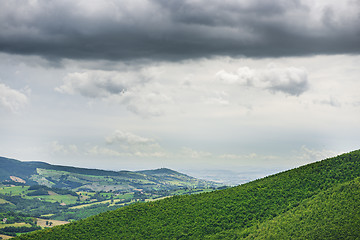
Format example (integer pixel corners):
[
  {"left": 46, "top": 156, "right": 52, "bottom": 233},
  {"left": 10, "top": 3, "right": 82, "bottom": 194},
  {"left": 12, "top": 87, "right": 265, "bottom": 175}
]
[
  {"left": 114, "top": 193, "right": 133, "bottom": 200},
  {"left": 0, "top": 186, "right": 78, "bottom": 205},
  {"left": 76, "top": 192, "right": 96, "bottom": 196},
  {"left": 25, "top": 194, "right": 78, "bottom": 205},
  {"left": 0, "top": 186, "right": 30, "bottom": 196}
]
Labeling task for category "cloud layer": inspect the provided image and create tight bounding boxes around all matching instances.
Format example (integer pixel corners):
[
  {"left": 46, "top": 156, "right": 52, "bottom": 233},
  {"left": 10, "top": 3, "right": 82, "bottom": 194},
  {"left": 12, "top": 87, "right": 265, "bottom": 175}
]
[
  {"left": 1, "top": 0, "right": 359, "bottom": 61},
  {"left": 0, "top": 1, "right": 359, "bottom": 180},
  {"left": 55, "top": 63, "right": 309, "bottom": 118}
]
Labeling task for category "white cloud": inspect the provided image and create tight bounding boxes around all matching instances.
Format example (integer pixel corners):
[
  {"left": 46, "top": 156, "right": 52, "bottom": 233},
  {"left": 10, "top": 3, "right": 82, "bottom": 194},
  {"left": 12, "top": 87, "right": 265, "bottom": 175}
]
[
  {"left": 216, "top": 67, "right": 254, "bottom": 85},
  {"left": 133, "top": 151, "right": 167, "bottom": 158},
  {"left": 216, "top": 65, "right": 309, "bottom": 96},
  {"left": 117, "top": 87, "right": 173, "bottom": 117},
  {"left": 49, "top": 133, "right": 168, "bottom": 159},
  {"left": 106, "top": 130, "right": 156, "bottom": 146},
  {"left": 87, "top": 146, "right": 123, "bottom": 157},
  {"left": 0, "top": 83, "right": 29, "bottom": 113},
  {"left": 203, "top": 91, "right": 229, "bottom": 105},
  {"left": 105, "top": 130, "right": 166, "bottom": 157},
  {"left": 50, "top": 141, "right": 78, "bottom": 155},
  {"left": 219, "top": 153, "right": 258, "bottom": 160},
  {"left": 180, "top": 147, "right": 213, "bottom": 159},
  {"left": 296, "top": 146, "right": 341, "bottom": 162}
]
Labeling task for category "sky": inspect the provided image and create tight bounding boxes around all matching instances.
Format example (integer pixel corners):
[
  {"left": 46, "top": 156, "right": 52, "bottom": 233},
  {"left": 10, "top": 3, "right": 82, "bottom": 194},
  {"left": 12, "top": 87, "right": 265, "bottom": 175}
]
[{"left": 0, "top": 0, "right": 359, "bottom": 184}]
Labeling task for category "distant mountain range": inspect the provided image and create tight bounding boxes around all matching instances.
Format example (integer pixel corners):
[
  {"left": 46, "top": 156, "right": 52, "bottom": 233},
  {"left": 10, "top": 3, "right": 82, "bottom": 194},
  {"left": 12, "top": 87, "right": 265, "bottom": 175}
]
[
  {"left": 16, "top": 149, "right": 360, "bottom": 239},
  {"left": 0, "top": 157, "right": 221, "bottom": 192}
]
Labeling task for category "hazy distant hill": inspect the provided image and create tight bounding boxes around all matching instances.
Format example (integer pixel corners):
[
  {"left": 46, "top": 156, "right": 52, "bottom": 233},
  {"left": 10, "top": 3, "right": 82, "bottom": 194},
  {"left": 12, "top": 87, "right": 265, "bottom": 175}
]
[
  {"left": 0, "top": 157, "right": 220, "bottom": 192},
  {"left": 16, "top": 150, "right": 360, "bottom": 239}
]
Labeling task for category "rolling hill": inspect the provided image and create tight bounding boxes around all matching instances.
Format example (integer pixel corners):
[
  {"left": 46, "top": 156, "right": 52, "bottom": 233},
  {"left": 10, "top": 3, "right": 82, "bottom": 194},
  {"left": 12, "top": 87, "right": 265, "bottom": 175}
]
[
  {"left": 15, "top": 149, "right": 360, "bottom": 239},
  {"left": 0, "top": 157, "right": 219, "bottom": 192}
]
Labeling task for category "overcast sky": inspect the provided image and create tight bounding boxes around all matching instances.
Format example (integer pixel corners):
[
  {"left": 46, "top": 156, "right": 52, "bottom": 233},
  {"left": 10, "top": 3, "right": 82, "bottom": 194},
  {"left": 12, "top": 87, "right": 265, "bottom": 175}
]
[{"left": 1, "top": 0, "right": 359, "bottom": 183}]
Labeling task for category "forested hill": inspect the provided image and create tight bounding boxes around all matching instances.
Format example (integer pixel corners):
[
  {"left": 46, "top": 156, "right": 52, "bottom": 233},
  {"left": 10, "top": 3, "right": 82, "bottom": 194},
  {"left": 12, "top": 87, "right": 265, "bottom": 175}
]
[
  {"left": 0, "top": 157, "right": 219, "bottom": 192},
  {"left": 17, "top": 149, "right": 360, "bottom": 239}
]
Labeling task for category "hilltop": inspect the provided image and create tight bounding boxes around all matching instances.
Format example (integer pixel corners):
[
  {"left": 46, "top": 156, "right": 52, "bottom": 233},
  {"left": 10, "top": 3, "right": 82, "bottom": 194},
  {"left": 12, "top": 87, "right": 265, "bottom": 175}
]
[{"left": 15, "top": 149, "right": 360, "bottom": 239}]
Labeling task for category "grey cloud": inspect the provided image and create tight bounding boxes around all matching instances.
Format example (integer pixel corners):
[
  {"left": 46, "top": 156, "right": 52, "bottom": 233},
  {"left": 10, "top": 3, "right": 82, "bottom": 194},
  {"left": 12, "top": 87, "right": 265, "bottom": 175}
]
[
  {"left": 157, "top": 0, "right": 306, "bottom": 27},
  {"left": 261, "top": 67, "right": 309, "bottom": 96},
  {"left": 56, "top": 70, "right": 147, "bottom": 98},
  {"left": 56, "top": 70, "right": 172, "bottom": 117},
  {"left": 314, "top": 96, "right": 341, "bottom": 107},
  {"left": 0, "top": 0, "right": 359, "bottom": 61}
]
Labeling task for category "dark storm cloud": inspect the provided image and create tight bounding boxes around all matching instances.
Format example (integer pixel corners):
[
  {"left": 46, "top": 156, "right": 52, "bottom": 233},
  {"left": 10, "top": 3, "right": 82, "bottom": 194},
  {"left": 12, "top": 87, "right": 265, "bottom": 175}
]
[{"left": 0, "top": 0, "right": 359, "bottom": 61}]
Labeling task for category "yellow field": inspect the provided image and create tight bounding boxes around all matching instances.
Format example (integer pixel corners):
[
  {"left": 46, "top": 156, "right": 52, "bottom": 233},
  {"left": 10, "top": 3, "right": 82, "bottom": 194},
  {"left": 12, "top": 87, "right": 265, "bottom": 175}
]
[
  {"left": 69, "top": 199, "right": 124, "bottom": 209},
  {"left": 0, "top": 198, "right": 12, "bottom": 204},
  {"left": 145, "top": 196, "right": 170, "bottom": 202},
  {"left": 40, "top": 213, "right": 54, "bottom": 218},
  {"left": 0, "top": 222, "right": 31, "bottom": 229},
  {"left": 0, "top": 233, "right": 14, "bottom": 239},
  {"left": 36, "top": 218, "right": 69, "bottom": 228}
]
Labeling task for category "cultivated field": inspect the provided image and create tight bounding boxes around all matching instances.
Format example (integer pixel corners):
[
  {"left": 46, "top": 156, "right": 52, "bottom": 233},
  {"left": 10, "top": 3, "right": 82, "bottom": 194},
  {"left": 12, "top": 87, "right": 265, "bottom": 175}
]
[{"left": 36, "top": 218, "right": 69, "bottom": 228}]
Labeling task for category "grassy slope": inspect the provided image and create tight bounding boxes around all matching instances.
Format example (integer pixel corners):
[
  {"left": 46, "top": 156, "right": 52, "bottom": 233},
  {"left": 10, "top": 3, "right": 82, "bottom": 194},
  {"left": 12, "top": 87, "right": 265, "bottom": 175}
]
[{"left": 16, "top": 150, "right": 360, "bottom": 240}]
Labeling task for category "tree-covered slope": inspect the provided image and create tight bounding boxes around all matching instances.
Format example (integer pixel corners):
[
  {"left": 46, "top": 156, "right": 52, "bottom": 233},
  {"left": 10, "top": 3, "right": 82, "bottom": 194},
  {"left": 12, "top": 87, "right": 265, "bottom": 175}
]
[
  {"left": 16, "top": 150, "right": 360, "bottom": 240},
  {"left": 241, "top": 177, "right": 360, "bottom": 240},
  {"left": 210, "top": 177, "right": 360, "bottom": 239}
]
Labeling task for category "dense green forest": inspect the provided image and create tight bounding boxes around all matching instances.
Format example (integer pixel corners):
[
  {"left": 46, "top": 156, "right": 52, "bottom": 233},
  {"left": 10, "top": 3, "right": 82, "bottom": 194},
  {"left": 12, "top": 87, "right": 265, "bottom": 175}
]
[
  {"left": 239, "top": 178, "right": 360, "bottom": 239},
  {"left": 15, "top": 150, "right": 360, "bottom": 239}
]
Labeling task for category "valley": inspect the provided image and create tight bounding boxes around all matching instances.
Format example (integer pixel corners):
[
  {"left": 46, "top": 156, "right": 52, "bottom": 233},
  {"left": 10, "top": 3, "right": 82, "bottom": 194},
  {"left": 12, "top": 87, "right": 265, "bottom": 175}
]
[
  {"left": 12, "top": 149, "right": 360, "bottom": 239},
  {"left": 0, "top": 157, "right": 222, "bottom": 238}
]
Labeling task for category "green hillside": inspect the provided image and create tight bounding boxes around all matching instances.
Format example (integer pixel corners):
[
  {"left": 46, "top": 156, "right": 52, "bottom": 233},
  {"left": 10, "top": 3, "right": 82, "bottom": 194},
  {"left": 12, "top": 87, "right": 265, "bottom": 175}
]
[
  {"left": 0, "top": 157, "right": 219, "bottom": 192},
  {"left": 15, "top": 150, "right": 360, "bottom": 239},
  {"left": 239, "top": 178, "right": 360, "bottom": 239}
]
